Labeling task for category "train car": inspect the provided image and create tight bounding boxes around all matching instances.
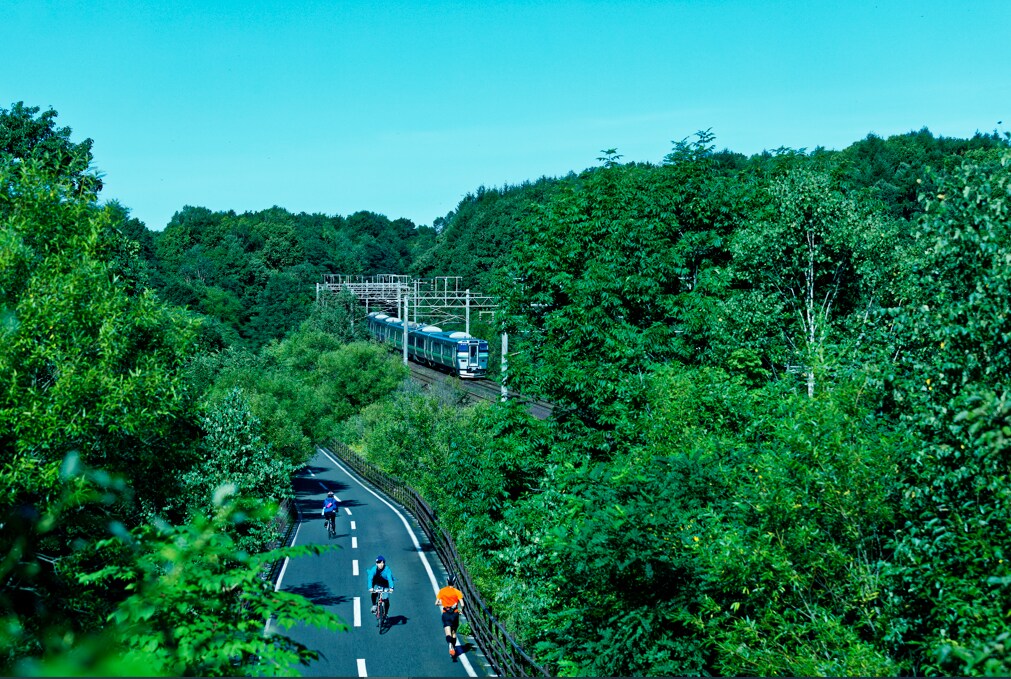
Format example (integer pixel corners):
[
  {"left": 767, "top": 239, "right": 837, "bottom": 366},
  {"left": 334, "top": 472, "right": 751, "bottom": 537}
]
[{"left": 366, "top": 312, "right": 489, "bottom": 379}]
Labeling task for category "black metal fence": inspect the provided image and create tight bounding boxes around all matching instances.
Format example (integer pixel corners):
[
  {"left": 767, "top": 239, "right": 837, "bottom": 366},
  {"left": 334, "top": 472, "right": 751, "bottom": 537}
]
[
  {"left": 323, "top": 441, "right": 550, "bottom": 677},
  {"left": 264, "top": 497, "right": 298, "bottom": 585}
]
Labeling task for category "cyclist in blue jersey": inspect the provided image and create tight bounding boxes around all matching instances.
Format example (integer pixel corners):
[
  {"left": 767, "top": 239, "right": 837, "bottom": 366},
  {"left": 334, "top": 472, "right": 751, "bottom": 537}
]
[
  {"left": 321, "top": 491, "right": 338, "bottom": 532},
  {"left": 366, "top": 555, "right": 396, "bottom": 614}
]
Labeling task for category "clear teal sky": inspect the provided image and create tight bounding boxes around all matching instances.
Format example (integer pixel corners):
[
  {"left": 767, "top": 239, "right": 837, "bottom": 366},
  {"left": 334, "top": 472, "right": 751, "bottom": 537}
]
[{"left": 3, "top": 1, "right": 1008, "bottom": 230}]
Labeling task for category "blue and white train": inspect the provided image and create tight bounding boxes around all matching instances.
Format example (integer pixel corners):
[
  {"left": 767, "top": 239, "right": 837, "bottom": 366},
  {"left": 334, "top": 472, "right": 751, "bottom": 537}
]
[{"left": 366, "top": 312, "right": 490, "bottom": 379}]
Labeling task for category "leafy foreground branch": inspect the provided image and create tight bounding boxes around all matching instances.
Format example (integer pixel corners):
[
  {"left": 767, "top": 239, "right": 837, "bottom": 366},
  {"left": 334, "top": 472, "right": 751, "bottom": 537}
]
[{"left": 10, "top": 481, "right": 345, "bottom": 677}]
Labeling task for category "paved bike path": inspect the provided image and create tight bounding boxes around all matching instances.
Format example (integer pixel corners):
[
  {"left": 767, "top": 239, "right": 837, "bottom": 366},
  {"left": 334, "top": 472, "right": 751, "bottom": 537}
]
[{"left": 271, "top": 447, "right": 490, "bottom": 677}]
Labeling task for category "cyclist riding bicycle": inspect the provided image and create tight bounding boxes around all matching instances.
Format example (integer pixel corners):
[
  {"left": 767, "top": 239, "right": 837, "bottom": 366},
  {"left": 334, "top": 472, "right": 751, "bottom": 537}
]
[
  {"left": 366, "top": 555, "right": 396, "bottom": 614},
  {"left": 321, "top": 491, "right": 338, "bottom": 531},
  {"left": 436, "top": 572, "right": 465, "bottom": 659}
]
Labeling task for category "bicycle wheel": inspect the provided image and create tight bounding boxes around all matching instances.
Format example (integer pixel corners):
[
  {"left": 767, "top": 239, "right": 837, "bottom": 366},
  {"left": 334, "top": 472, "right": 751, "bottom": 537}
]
[
  {"left": 377, "top": 599, "right": 386, "bottom": 633},
  {"left": 327, "top": 518, "right": 336, "bottom": 539}
]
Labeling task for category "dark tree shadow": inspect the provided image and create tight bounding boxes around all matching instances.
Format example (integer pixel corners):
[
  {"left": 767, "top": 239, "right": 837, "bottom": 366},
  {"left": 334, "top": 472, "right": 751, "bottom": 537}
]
[
  {"left": 337, "top": 500, "right": 365, "bottom": 511},
  {"left": 284, "top": 581, "right": 350, "bottom": 607},
  {"left": 293, "top": 473, "right": 356, "bottom": 518}
]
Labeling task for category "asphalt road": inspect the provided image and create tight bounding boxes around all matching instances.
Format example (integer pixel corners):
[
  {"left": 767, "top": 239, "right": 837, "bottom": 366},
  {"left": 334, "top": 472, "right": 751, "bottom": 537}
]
[{"left": 268, "top": 447, "right": 492, "bottom": 678}]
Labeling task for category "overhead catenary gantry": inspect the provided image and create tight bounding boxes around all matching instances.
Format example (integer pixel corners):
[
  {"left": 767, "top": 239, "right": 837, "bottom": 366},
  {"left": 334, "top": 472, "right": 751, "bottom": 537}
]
[
  {"left": 316, "top": 274, "right": 498, "bottom": 335},
  {"left": 316, "top": 274, "right": 509, "bottom": 400}
]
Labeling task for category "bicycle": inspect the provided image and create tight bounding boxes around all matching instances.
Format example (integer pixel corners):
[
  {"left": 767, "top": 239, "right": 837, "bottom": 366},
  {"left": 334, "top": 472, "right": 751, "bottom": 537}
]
[
  {"left": 324, "top": 513, "right": 337, "bottom": 539},
  {"left": 370, "top": 587, "right": 393, "bottom": 633}
]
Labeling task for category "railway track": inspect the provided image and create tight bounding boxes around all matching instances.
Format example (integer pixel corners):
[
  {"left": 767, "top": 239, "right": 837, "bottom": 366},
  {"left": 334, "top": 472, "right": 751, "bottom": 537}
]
[{"left": 407, "top": 363, "right": 553, "bottom": 420}]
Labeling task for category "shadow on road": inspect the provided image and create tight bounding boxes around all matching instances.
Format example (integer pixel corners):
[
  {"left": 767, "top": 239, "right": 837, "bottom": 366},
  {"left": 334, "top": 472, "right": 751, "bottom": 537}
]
[
  {"left": 334, "top": 497, "right": 365, "bottom": 509},
  {"left": 284, "top": 581, "right": 350, "bottom": 607},
  {"left": 381, "top": 614, "right": 408, "bottom": 634},
  {"left": 294, "top": 473, "right": 351, "bottom": 495},
  {"left": 292, "top": 474, "right": 357, "bottom": 518}
]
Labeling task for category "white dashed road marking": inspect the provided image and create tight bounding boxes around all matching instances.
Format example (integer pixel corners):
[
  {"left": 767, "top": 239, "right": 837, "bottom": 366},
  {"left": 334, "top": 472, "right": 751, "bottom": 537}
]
[{"left": 319, "top": 447, "right": 478, "bottom": 677}]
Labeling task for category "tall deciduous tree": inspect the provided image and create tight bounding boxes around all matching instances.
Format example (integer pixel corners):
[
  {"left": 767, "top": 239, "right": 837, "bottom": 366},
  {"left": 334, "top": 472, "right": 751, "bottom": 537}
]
[
  {"left": 180, "top": 389, "right": 295, "bottom": 527},
  {"left": 14, "top": 485, "right": 344, "bottom": 676},
  {"left": 0, "top": 158, "right": 202, "bottom": 660},
  {"left": 730, "top": 168, "right": 888, "bottom": 397},
  {"left": 0, "top": 161, "right": 201, "bottom": 512}
]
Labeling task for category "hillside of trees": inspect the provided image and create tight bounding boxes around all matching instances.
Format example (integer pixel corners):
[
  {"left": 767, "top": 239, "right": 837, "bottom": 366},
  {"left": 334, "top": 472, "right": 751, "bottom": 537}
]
[
  {"left": 336, "top": 131, "right": 1011, "bottom": 676},
  {"left": 121, "top": 204, "right": 434, "bottom": 350},
  {"left": 3, "top": 99, "right": 1010, "bottom": 676}
]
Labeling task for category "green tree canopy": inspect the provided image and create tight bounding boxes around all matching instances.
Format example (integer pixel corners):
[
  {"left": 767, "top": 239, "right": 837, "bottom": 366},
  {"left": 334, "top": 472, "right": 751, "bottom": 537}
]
[{"left": 0, "top": 101, "right": 101, "bottom": 195}]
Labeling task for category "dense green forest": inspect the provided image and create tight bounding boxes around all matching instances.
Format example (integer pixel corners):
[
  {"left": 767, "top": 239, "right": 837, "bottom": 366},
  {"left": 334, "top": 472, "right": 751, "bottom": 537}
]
[
  {"left": 3, "top": 100, "right": 1010, "bottom": 676},
  {"left": 123, "top": 203, "right": 433, "bottom": 350},
  {"left": 337, "top": 131, "right": 1011, "bottom": 676}
]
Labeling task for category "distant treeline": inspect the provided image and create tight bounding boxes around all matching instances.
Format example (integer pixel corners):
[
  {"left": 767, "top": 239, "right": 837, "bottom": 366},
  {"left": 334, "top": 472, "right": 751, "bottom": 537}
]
[{"left": 131, "top": 125, "right": 1006, "bottom": 353}]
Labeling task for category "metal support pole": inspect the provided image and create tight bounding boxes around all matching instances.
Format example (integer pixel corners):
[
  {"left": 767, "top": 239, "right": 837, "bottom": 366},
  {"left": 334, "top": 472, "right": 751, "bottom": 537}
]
[
  {"left": 500, "top": 331, "right": 508, "bottom": 401},
  {"left": 414, "top": 279, "right": 420, "bottom": 325},
  {"left": 466, "top": 289, "right": 471, "bottom": 336},
  {"left": 403, "top": 296, "right": 409, "bottom": 366}
]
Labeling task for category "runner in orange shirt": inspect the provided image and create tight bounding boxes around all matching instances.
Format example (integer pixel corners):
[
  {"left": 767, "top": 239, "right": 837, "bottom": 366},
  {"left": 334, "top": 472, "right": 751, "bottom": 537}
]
[{"left": 435, "top": 573, "right": 465, "bottom": 660}]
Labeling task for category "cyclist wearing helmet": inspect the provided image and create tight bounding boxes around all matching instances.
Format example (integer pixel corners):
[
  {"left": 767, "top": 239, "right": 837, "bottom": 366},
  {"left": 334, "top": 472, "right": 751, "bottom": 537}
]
[
  {"left": 366, "top": 555, "right": 396, "bottom": 614},
  {"left": 435, "top": 573, "right": 465, "bottom": 659},
  {"left": 321, "top": 491, "right": 338, "bottom": 531}
]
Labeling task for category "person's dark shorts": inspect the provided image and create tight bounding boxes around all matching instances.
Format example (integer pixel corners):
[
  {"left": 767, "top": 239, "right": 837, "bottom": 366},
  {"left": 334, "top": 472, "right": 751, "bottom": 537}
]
[{"left": 441, "top": 609, "right": 460, "bottom": 630}]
